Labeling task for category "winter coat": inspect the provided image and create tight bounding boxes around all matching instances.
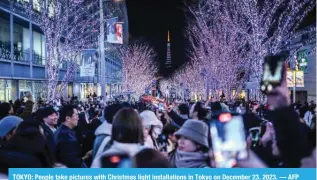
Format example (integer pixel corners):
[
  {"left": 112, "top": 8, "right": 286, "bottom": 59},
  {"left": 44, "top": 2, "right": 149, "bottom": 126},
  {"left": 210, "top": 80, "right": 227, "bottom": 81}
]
[
  {"left": 0, "top": 148, "right": 43, "bottom": 173},
  {"left": 268, "top": 107, "right": 313, "bottom": 167},
  {"left": 168, "top": 110, "right": 188, "bottom": 128},
  {"left": 41, "top": 123, "right": 56, "bottom": 152},
  {"left": 92, "top": 121, "right": 112, "bottom": 159},
  {"left": 91, "top": 141, "right": 145, "bottom": 168},
  {"left": 54, "top": 124, "right": 87, "bottom": 168}
]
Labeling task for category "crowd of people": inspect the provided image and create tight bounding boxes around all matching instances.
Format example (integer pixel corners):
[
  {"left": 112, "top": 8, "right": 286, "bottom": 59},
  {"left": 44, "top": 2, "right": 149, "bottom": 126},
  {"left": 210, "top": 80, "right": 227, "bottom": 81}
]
[{"left": 0, "top": 83, "right": 316, "bottom": 173}]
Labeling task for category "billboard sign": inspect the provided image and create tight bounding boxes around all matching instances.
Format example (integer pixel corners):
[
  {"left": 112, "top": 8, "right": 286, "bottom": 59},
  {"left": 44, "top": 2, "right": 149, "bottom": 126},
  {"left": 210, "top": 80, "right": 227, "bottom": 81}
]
[
  {"left": 287, "top": 70, "right": 304, "bottom": 87},
  {"left": 295, "top": 70, "right": 304, "bottom": 87},
  {"left": 106, "top": 17, "right": 123, "bottom": 44},
  {"left": 80, "top": 49, "right": 98, "bottom": 77}
]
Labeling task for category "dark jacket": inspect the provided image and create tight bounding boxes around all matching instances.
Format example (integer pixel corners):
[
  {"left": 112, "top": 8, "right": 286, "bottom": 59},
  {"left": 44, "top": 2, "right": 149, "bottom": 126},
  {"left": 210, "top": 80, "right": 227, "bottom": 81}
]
[
  {"left": 0, "top": 149, "right": 43, "bottom": 174},
  {"left": 42, "top": 123, "right": 56, "bottom": 152},
  {"left": 268, "top": 107, "right": 313, "bottom": 167},
  {"left": 54, "top": 124, "right": 87, "bottom": 168},
  {"left": 168, "top": 110, "right": 188, "bottom": 127}
]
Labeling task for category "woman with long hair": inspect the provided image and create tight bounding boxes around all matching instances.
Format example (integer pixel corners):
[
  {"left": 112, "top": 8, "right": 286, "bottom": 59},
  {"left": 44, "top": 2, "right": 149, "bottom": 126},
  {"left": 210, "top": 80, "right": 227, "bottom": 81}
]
[{"left": 91, "top": 108, "right": 145, "bottom": 168}]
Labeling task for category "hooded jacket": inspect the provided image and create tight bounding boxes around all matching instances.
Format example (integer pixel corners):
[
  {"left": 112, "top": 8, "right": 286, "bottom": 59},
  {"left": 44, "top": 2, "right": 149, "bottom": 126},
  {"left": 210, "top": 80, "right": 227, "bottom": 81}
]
[
  {"left": 140, "top": 111, "right": 163, "bottom": 150},
  {"left": 91, "top": 141, "right": 145, "bottom": 168},
  {"left": 92, "top": 121, "right": 112, "bottom": 159}
]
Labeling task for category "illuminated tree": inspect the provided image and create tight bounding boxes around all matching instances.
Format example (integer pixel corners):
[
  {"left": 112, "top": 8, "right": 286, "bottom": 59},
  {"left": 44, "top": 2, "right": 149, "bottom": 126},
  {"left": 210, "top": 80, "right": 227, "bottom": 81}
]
[
  {"left": 118, "top": 41, "right": 158, "bottom": 97},
  {"left": 186, "top": 0, "right": 315, "bottom": 101},
  {"left": 12, "top": 0, "right": 100, "bottom": 101}
]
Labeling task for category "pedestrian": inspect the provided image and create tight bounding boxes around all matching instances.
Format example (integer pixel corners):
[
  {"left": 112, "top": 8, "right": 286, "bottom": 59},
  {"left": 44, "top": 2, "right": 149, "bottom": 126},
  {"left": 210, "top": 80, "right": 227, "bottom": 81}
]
[
  {"left": 0, "top": 116, "right": 23, "bottom": 147},
  {"left": 169, "top": 120, "right": 210, "bottom": 168},
  {"left": 133, "top": 149, "right": 172, "bottom": 168},
  {"left": 140, "top": 110, "right": 163, "bottom": 150},
  {"left": 0, "top": 102, "right": 14, "bottom": 120},
  {"left": 36, "top": 107, "right": 58, "bottom": 152},
  {"left": 91, "top": 108, "right": 145, "bottom": 168},
  {"left": 93, "top": 103, "right": 124, "bottom": 159},
  {"left": 54, "top": 105, "right": 90, "bottom": 168}
]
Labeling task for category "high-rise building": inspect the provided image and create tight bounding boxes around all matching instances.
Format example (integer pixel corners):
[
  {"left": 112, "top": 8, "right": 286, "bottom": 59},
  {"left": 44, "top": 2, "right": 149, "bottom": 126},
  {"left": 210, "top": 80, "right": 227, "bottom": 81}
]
[{"left": 165, "top": 30, "right": 172, "bottom": 69}]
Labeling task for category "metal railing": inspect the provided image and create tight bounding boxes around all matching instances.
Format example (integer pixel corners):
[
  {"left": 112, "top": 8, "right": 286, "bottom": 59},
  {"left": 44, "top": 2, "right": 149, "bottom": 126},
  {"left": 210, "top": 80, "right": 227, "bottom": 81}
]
[{"left": 0, "top": 41, "right": 11, "bottom": 60}]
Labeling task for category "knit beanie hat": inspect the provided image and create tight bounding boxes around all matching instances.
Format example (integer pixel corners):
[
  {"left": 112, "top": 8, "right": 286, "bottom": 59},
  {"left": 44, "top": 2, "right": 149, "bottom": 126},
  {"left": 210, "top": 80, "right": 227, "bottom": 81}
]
[
  {"left": 0, "top": 116, "right": 23, "bottom": 138},
  {"left": 175, "top": 119, "right": 209, "bottom": 148}
]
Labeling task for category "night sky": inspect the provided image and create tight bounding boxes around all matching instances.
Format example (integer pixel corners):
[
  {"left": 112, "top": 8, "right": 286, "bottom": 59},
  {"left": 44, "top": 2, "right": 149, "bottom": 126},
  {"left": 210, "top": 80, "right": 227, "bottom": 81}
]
[
  {"left": 126, "top": 0, "right": 189, "bottom": 77},
  {"left": 126, "top": 0, "right": 316, "bottom": 77}
]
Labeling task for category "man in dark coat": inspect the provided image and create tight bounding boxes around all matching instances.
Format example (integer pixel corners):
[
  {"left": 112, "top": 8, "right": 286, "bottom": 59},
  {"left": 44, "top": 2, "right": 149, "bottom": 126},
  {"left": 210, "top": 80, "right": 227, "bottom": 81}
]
[
  {"left": 36, "top": 107, "right": 58, "bottom": 152},
  {"left": 54, "top": 105, "right": 90, "bottom": 168}
]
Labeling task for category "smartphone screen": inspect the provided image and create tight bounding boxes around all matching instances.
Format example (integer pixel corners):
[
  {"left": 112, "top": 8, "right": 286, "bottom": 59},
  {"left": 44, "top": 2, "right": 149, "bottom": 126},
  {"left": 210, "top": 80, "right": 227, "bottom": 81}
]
[
  {"left": 249, "top": 127, "right": 261, "bottom": 148},
  {"left": 261, "top": 52, "right": 288, "bottom": 94},
  {"left": 210, "top": 113, "right": 248, "bottom": 168}
]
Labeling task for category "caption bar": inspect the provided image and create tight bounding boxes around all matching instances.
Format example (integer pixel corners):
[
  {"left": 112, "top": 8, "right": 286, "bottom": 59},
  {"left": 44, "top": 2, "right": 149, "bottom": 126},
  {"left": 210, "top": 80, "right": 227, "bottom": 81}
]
[{"left": 9, "top": 168, "right": 316, "bottom": 180}]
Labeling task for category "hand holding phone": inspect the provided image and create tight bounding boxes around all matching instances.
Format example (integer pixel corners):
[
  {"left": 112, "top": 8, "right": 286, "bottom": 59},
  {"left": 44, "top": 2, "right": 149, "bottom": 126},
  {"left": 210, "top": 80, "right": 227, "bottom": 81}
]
[
  {"left": 261, "top": 52, "right": 288, "bottom": 94},
  {"left": 249, "top": 127, "right": 261, "bottom": 148},
  {"left": 261, "top": 52, "right": 291, "bottom": 110}
]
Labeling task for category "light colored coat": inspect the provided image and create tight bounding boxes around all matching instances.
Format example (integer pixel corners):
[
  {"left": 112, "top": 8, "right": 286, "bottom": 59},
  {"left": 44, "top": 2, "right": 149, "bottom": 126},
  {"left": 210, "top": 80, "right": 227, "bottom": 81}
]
[{"left": 91, "top": 141, "right": 145, "bottom": 168}]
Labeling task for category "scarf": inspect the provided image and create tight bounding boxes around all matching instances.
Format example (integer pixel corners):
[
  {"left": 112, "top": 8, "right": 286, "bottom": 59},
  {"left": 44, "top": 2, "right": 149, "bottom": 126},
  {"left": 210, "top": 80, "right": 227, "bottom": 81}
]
[{"left": 170, "top": 150, "right": 209, "bottom": 168}]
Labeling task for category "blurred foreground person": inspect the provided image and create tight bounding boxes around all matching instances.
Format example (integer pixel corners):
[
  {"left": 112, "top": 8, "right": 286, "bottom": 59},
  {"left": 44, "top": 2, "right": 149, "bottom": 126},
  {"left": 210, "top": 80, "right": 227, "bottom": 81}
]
[
  {"left": 91, "top": 108, "right": 145, "bottom": 168},
  {"left": 133, "top": 149, "right": 171, "bottom": 168}
]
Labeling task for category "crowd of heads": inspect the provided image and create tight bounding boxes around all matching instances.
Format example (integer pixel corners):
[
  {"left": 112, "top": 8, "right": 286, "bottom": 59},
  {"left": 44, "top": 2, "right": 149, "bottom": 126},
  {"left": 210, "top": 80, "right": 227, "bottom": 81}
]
[{"left": 0, "top": 92, "right": 316, "bottom": 172}]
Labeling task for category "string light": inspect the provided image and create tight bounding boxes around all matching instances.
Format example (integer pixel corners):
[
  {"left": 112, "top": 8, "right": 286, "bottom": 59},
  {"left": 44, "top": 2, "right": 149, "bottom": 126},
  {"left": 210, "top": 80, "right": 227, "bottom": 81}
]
[
  {"left": 183, "top": 0, "right": 315, "bottom": 101},
  {"left": 11, "top": 0, "right": 107, "bottom": 101},
  {"left": 118, "top": 41, "right": 158, "bottom": 97}
]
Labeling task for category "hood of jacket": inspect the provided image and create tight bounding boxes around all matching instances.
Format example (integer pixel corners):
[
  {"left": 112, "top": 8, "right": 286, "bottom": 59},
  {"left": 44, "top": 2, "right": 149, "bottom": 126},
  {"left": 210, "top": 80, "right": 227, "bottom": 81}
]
[
  {"left": 94, "top": 121, "right": 112, "bottom": 136},
  {"left": 91, "top": 141, "right": 145, "bottom": 168}
]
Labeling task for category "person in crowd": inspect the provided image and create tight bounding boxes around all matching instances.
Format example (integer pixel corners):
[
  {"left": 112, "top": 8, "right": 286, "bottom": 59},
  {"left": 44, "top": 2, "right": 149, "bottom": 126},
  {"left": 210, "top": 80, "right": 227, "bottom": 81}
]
[
  {"left": 0, "top": 102, "right": 14, "bottom": 120},
  {"left": 169, "top": 120, "right": 210, "bottom": 168},
  {"left": 161, "top": 124, "right": 178, "bottom": 153},
  {"left": 266, "top": 70, "right": 314, "bottom": 168},
  {"left": 3, "top": 120, "right": 55, "bottom": 168},
  {"left": 303, "top": 105, "right": 316, "bottom": 128},
  {"left": 300, "top": 101, "right": 309, "bottom": 118},
  {"left": 93, "top": 103, "right": 124, "bottom": 159},
  {"left": 54, "top": 105, "right": 90, "bottom": 168},
  {"left": 140, "top": 110, "right": 163, "bottom": 150},
  {"left": 36, "top": 107, "right": 58, "bottom": 152},
  {"left": 189, "top": 102, "right": 208, "bottom": 121},
  {"left": 91, "top": 108, "right": 145, "bottom": 168},
  {"left": 19, "top": 93, "right": 34, "bottom": 121},
  {"left": 0, "top": 116, "right": 23, "bottom": 147},
  {"left": 166, "top": 103, "right": 189, "bottom": 127},
  {"left": 133, "top": 149, "right": 172, "bottom": 168},
  {"left": 80, "top": 106, "right": 102, "bottom": 163}
]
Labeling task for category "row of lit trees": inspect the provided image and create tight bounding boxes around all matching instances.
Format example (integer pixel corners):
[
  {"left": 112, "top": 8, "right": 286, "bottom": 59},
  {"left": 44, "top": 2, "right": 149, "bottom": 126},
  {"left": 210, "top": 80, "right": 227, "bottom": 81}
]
[
  {"left": 12, "top": 0, "right": 158, "bottom": 101},
  {"left": 163, "top": 0, "right": 315, "bottom": 102}
]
